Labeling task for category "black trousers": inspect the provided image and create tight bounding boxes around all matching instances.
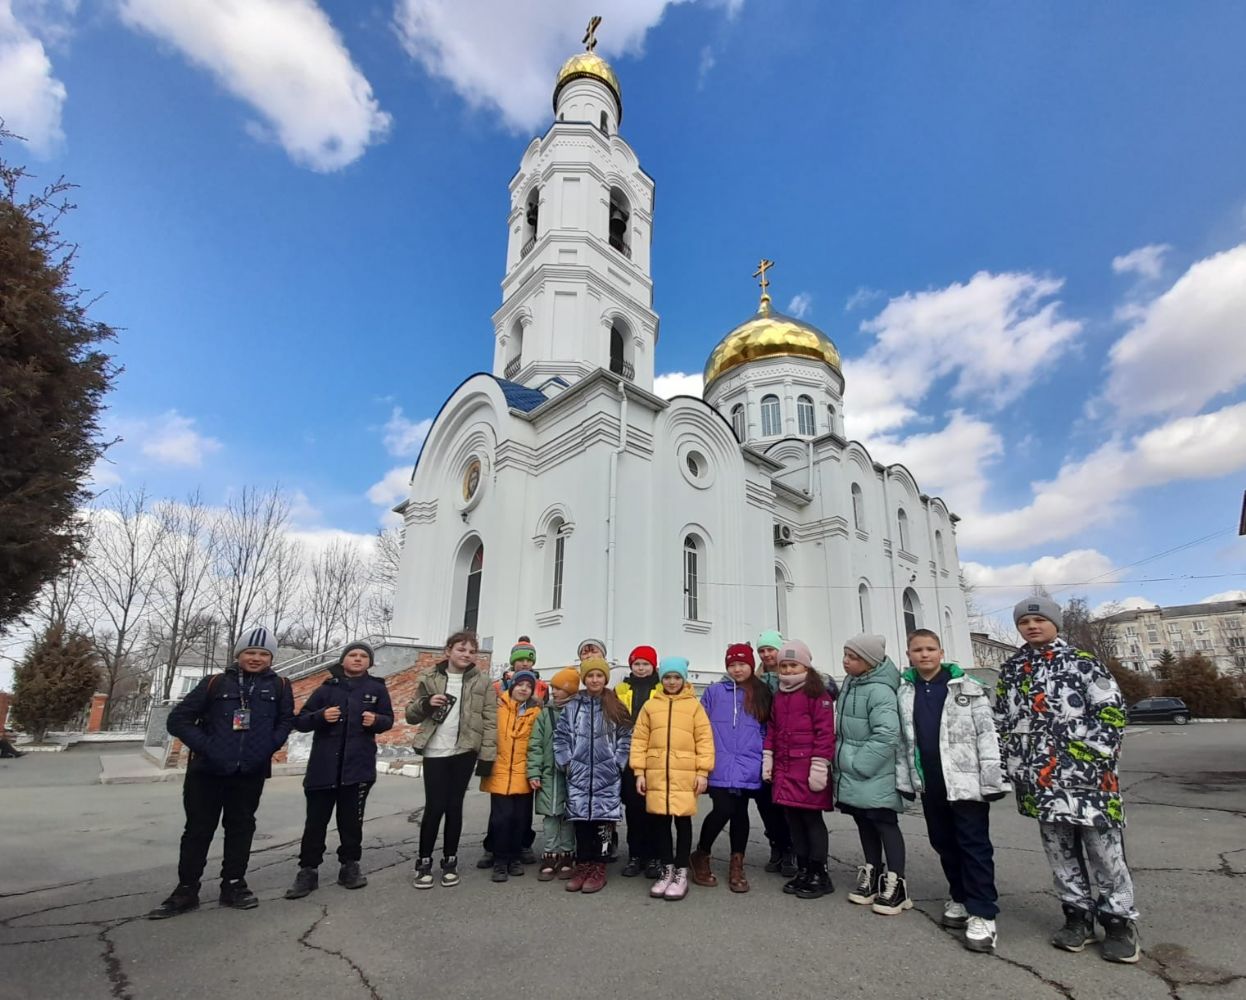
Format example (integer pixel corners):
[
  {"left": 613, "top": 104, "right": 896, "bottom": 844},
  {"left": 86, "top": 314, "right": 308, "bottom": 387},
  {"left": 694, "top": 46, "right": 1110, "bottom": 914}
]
[
  {"left": 177, "top": 770, "right": 266, "bottom": 887},
  {"left": 654, "top": 815, "right": 693, "bottom": 867},
  {"left": 922, "top": 765, "right": 998, "bottom": 917},
  {"left": 419, "top": 752, "right": 476, "bottom": 859},
  {"left": 755, "top": 781, "right": 792, "bottom": 852},
  {"left": 487, "top": 793, "right": 534, "bottom": 863},
  {"left": 851, "top": 809, "right": 906, "bottom": 877},
  {"left": 483, "top": 795, "right": 535, "bottom": 852},
  {"left": 574, "top": 820, "right": 612, "bottom": 862},
  {"left": 621, "top": 766, "right": 659, "bottom": 860},
  {"left": 698, "top": 787, "right": 751, "bottom": 854},
  {"left": 299, "top": 782, "right": 373, "bottom": 868},
  {"left": 784, "top": 806, "right": 828, "bottom": 865}
]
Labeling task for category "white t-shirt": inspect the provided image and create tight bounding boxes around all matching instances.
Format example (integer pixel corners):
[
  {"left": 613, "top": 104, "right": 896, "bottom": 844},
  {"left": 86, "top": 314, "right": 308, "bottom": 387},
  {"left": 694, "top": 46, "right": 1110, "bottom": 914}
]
[{"left": 423, "top": 671, "right": 467, "bottom": 758}]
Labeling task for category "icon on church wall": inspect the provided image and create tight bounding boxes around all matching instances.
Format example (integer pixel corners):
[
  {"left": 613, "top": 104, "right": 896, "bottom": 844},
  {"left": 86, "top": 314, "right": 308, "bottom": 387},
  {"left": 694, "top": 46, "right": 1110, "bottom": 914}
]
[{"left": 462, "top": 458, "right": 482, "bottom": 502}]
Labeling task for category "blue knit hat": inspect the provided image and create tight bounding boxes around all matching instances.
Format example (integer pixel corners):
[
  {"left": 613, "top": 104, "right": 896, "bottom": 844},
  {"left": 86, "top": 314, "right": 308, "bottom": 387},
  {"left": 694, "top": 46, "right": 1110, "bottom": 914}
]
[
  {"left": 510, "top": 668, "right": 538, "bottom": 690},
  {"left": 659, "top": 656, "right": 689, "bottom": 681}
]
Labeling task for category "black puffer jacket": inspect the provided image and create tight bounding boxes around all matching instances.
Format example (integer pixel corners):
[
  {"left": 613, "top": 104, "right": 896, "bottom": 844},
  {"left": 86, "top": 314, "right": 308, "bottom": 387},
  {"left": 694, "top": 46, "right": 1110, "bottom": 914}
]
[
  {"left": 168, "top": 666, "right": 295, "bottom": 777},
  {"left": 294, "top": 668, "right": 394, "bottom": 789}
]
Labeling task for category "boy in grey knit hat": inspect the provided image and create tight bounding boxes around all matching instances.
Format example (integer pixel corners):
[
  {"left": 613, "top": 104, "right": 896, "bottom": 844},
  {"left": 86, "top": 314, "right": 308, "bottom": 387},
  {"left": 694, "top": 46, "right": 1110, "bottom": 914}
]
[{"left": 995, "top": 597, "right": 1139, "bottom": 963}]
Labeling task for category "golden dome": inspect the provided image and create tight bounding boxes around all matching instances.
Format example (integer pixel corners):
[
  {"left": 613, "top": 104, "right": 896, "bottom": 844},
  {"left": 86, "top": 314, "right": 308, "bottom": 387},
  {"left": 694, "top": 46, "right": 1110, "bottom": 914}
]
[
  {"left": 553, "top": 52, "right": 623, "bottom": 122},
  {"left": 703, "top": 296, "right": 842, "bottom": 389}
]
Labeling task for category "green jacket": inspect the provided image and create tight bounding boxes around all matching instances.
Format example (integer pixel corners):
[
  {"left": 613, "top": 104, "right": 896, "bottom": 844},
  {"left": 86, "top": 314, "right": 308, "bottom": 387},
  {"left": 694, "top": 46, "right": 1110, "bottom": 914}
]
[
  {"left": 405, "top": 662, "right": 497, "bottom": 761},
  {"left": 526, "top": 703, "right": 567, "bottom": 816},
  {"left": 834, "top": 657, "right": 903, "bottom": 812}
]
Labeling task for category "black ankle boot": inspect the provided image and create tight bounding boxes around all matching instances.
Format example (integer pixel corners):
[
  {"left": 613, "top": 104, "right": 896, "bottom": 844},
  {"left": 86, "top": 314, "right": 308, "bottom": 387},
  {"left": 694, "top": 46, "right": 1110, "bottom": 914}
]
[
  {"left": 218, "top": 879, "right": 258, "bottom": 909},
  {"left": 146, "top": 884, "right": 200, "bottom": 920},
  {"left": 783, "top": 858, "right": 810, "bottom": 895}
]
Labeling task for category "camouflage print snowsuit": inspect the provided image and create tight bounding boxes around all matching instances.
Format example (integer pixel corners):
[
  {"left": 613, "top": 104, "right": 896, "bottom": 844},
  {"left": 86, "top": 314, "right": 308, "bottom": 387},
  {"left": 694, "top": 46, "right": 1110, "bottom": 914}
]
[{"left": 994, "top": 638, "right": 1138, "bottom": 920}]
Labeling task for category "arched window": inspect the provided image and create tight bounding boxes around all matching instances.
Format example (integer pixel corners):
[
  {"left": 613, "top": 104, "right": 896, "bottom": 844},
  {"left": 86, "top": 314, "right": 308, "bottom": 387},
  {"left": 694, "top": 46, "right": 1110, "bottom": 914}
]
[
  {"left": 935, "top": 529, "right": 946, "bottom": 570},
  {"left": 797, "top": 395, "right": 816, "bottom": 435},
  {"left": 774, "top": 565, "right": 788, "bottom": 635},
  {"left": 897, "top": 508, "right": 911, "bottom": 552},
  {"left": 858, "top": 582, "right": 871, "bottom": 632},
  {"left": 944, "top": 608, "right": 955, "bottom": 658},
  {"left": 851, "top": 483, "right": 865, "bottom": 531},
  {"left": 522, "top": 187, "right": 539, "bottom": 255},
  {"left": 609, "top": 186, "right": 631, "bottom": 257},
  {"left": 731, "top": 403, "right": 745, "bottom": 440},
  {"left": 609, "top": 324, "right": 625, "bottom": 375},
  {"left": 903, "top": 588, "right": 921, "bottom": 636},
  {"left": 683, "top": 534, "right": 703, "bottom": 621},
  {"left": 760, "top": 394, "right": 782, "bottom": 436},
  {"left": 504, "top": 317, "right": 523, "bottom": 378},
  {"left": 548, "top": 519, "right": 567, "bottom": 611},
  {"left": 464, "top": 542, "right": 484, "bottom": 631},
  {"left": 827, "top": 403, "right": 837, "bottom": 434},
  {"left": 600, "top": 110, "right": 609, "bottom": 134}
]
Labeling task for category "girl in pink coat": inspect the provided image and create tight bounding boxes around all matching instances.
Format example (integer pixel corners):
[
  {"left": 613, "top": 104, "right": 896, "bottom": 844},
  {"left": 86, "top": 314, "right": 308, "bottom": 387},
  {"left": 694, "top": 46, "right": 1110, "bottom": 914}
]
[{"left": 763, "top": 639, "right": 836, "bottom": 900}]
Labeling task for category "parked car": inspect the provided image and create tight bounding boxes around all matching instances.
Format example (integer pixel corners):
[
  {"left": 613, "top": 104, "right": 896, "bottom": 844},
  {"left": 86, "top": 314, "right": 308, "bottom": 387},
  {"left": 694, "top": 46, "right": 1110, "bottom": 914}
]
[{"left": 1127, "top": 697, "right": 1190, "bottom": 725}]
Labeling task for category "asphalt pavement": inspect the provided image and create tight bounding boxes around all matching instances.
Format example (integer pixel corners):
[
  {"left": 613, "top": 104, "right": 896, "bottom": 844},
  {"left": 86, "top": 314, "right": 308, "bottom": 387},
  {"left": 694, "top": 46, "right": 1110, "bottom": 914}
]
[{"left": 1, "top": 724, "right": 1243, "bottom": 1000}]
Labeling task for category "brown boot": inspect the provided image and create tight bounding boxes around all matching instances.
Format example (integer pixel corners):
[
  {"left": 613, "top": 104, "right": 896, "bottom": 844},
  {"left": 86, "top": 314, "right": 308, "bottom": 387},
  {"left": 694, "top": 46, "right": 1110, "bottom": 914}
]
[
  {"left": 728, "top": 852, "right": 750, "bottom": 893},
  {"left": 689, "top": 848, "right": 718, "bottom": 887},
  {"left": 555, "top": 853, "right": 575, "bottom": 879},
  {"left": 565, "top": 862, "right": 588, "bottom": 892},
  {"left": 581, "top": 862, "right": 608, "bottom": 894}
]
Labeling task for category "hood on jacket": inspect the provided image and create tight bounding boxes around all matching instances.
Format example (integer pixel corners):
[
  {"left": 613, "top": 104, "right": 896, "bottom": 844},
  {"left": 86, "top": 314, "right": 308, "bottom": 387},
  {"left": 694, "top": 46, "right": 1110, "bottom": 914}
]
[
  {"left": 852, "top": 657, "right": 900, "bottom": 690},
  {"left": 652, "top": 684, "right": 697, "bottom": 703},
  {"left": 900, "top": 662, "right": 966, "bottom": 684}
]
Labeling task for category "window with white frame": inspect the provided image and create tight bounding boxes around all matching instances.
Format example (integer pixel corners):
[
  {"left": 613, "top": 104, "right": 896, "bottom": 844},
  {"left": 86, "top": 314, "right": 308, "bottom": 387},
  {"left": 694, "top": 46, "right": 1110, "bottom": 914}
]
[
  {"left": 1198, "top": 639, "right": 1213, "bottom": 650},
  {"left": 730, "top": 403, "right": 745, "bottom": 440},
  {"left": 760, "top": 394, "right": 782, "bottom": 436},
  {"left": 858, "top": 582, "right": 871, "bottom": 632},
  {"left": 1146, "top": 627, "right": 1160, "bottom": 643},
  {"left": 851, "top": 483, "right": 865, "bottom": 531},
  {"left": 796, "top": 394, "right": 816, "bottom": 435},
  {"left": 1193, "top": 620, "right": 1207, "bottom": 633},
  {"left": 934, "top": 529, "right": 946, "bottom": 570},
  {"left": 552, "top": 532, "right": 566, "bottom": 610},
  {"left": 1125, "top": 626, "right": 1138, "bottom": 637},
  {"left": 1167, "top": 622, "right": 1181, "bottom": 634},
  {"left": 683, "top": 534, "right": 703, "bottom": 620},
  {"left": 902, "top": 588, "right": 921, "bottom": 635},
  {"left": 897, "top": 508, "right": 911, "bottom": 552},
  {"left": 1227, "top": 618, "right": 1243, "bottom": 632}
]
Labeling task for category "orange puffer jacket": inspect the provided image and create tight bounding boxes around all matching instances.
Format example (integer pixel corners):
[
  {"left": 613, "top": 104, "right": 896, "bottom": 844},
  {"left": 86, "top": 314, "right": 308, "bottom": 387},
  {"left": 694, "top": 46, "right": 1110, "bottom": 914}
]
[{"left": 482, "top": 691, "right": 542, "bottom": 796}]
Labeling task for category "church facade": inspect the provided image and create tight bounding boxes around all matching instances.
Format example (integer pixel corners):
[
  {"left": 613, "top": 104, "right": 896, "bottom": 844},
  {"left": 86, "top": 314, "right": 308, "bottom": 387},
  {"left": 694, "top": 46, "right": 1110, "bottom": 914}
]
[{"left": 390, "top": 42, "right": 973, "bottom": 676}]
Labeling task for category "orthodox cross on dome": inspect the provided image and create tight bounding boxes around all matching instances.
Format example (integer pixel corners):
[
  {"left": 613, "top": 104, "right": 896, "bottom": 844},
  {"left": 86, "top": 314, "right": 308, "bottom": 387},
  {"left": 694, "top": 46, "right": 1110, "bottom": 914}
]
[
  {"left": 583, "top": 15, "right": 602, "bottom": 52},
  {"left": 753, "top": 258, "right": 775, "bottom": 313}
]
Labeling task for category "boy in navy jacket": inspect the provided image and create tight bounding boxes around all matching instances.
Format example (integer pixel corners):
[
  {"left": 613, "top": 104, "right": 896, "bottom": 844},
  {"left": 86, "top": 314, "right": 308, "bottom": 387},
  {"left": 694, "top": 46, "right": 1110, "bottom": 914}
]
[
  {"left": 149, "top": 626, "right": 294, "bottom": 919},
  {"left": 285, "top": 641, "right": 394, "bottom": 898}
]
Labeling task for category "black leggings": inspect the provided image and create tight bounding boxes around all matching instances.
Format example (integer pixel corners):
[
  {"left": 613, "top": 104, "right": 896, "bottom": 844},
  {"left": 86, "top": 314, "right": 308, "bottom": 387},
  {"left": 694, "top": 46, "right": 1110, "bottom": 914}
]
[
  {"left": 418, "top": 752, "right": 476, "bottom": 859},
  {"left": 755, "top": 781, "right": 791, "bottom": 851},
  {"left": 655, "top": 815, "right": 693, "bottom": 867},
  {"left": 853, "top": 810, "right": 906, "bottom": 877},
  {"left": 784, "top": 807, "right": 828, "bottom": 865},
  {"left": 698, "top": 787, "right": 751, "bottom": 854},
  {"left": 621, "top": 766, "right": 659, "bottom": 860},
  {"left": 574, "top": 821, "right": 612, "bottom": 862}
]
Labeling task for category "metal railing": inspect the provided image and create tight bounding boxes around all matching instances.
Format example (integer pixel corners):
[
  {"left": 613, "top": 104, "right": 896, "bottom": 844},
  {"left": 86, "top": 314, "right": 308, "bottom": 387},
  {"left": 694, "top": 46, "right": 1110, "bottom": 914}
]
[
  {"left": 275, "top": 633, "right": 416, "bottom": 682},
  {"left": 504, "top": 356, "right": 522, "bottom": 379},
  {"left": 520, "top": 236, "right": 536, "bottom": 258}
]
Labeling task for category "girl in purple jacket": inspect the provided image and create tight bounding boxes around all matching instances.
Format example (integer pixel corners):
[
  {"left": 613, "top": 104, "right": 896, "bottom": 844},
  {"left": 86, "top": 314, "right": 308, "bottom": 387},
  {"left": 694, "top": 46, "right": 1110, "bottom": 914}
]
[
  {"left": 763, "top": 638, "right": 837, "bottom": 900},
  {"left": 689, "top": 643, "right": 773, "bottom": 893}
]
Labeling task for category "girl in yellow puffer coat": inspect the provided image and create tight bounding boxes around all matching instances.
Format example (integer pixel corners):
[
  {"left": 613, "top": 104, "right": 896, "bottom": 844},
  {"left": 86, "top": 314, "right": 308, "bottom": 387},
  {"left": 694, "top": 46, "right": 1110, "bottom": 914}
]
[{"left": 629, "top": 657, "right": 715, "bottom": 901}]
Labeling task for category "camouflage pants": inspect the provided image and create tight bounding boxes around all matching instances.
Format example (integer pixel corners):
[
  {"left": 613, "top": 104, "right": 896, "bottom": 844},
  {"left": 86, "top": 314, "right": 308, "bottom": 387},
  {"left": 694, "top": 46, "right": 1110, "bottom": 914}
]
[{"left": 1038, "top": 820, "right": 1139, "bottom": 921}]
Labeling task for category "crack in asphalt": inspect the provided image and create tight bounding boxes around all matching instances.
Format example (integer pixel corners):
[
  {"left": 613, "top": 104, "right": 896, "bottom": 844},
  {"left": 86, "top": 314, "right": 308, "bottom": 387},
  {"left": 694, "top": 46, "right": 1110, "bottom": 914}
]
[
  {"left": 1141, "top": 943, "right": 1246, "bottom": 999},
  {"left": 297, "top": 904, "right": 384, "bottom": 1000},
  {"left": 99, "top": 920, "right": 136, "bottom": 1000}
]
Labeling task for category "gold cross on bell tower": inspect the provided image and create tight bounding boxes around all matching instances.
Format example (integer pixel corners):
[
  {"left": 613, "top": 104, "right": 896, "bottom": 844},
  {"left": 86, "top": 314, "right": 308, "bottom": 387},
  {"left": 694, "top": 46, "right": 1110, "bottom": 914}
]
[
  {"left": 583, "top": 15, "right": 602, "bottom": 52},
  {"left": 754, "top": 258, "right": 775, "bottom": 313}
]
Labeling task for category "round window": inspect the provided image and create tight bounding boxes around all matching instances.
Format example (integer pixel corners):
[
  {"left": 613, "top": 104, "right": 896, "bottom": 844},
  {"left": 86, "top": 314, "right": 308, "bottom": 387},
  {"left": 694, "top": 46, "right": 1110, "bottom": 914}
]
[
  {"left": 462, "top": 458, "right": 482, "bottom": 502},
  {"left": 686, "top": 453, "right": 701, "bottom": 477}
]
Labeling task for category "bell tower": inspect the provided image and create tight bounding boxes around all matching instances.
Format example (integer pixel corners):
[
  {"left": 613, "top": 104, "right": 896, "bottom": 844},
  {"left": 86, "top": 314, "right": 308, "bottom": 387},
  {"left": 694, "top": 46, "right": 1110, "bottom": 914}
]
[{"left": 491, "top": 18, "right": 659, "bottom": 393}]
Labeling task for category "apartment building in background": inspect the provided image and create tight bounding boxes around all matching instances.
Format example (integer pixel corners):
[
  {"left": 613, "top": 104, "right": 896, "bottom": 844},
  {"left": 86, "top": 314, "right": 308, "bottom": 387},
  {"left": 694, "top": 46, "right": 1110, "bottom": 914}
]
[{"left": 1100, "top": 599, "right": 1246, "bottom": 676}]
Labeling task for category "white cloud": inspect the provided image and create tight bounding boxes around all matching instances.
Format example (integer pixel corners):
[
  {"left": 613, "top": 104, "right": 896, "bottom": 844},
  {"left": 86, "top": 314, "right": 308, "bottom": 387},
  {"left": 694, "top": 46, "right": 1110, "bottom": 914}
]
[
  {"left": 1104, "top": 244, "right": 1246, "bottom": 420},
  {"left": 653, "top": 371, "right": 703, "bottom": 399},
  {"left": 382, "top": 407, "right": 432, "bottom": 458},
  {"left": 1200, "top": 590, "right": 1246, "bottom": 604},
  {"left": 1111, "top": 243, "right": 1170, "bottom": 281},
  {"left": 367, "top": 464, "right": 410, "bottom": 509},
  {"left": 696, "top": 44, "right": 714, "bottom": 87},
  {"left": 845, "top": 286, "right": 883, "bottom": 311},
  {"left": 118, "top": 0, "right": 390, "bottom": 171},
  {"left": 1091, "top": 595, "right": 1159, "bottom": 618},
  {"left": 133, "top": 410, "right": 222, "bottom": 468},
  {"left": 393, "top": 1, "right": 737, "bottom": 131},
  {"left": 0, "top": 0, "right": 67, "bottom": 155},
  {"left": 963, "top": 549, "right": 1123, "bottom": 610},
  {"left": 962, "top": 401, "right": 1246, "bottom": 550},
  {"left": 786, "top": 292, "right": 812, "bottom": 319}
]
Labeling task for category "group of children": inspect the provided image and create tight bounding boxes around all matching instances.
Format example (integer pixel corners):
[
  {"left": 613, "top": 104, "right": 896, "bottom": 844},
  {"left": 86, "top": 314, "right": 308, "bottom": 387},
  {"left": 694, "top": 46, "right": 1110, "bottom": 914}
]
[{"left": 146, "top": 598, "right": 1141, "bottom": 965}]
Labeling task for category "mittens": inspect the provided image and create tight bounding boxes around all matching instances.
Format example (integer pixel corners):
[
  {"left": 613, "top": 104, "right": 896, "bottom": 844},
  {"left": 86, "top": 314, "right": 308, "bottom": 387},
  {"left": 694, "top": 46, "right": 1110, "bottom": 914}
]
[
  {"left": 808, "top": 757, "right": 829, "bottom": 793},
  {"left": 762, "top": 749, "right": 774, "bottom": 782}
]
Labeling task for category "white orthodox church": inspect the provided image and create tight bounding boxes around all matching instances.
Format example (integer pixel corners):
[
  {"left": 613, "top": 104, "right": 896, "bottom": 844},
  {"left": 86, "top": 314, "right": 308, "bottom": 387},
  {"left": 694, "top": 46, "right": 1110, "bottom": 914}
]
[{"left": 390, "top": 39, "right": 972, "bottom": 676}]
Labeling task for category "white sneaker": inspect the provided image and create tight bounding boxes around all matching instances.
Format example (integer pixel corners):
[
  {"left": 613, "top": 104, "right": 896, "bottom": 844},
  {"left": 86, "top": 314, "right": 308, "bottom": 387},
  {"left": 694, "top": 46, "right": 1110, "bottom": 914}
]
[
  {"left": 942, "top": 900, "right": 970, "bottom": 928},
  {"left": 650, "top": 864, "right": 675, "bottom": 898},
  {"left": 965, "top": 915, "right": 997, "bottom": 953}
]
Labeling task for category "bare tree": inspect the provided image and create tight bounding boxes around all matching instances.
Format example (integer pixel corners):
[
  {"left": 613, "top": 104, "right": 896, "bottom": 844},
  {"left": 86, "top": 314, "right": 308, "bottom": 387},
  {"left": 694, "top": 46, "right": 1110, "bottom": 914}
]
[
  {"left": 1063, "top": 596, "right": 1119, "bottom": 663},
  {"left": 28, "top": 515, "right": 94, "bottom": 633},
  {"left": 365, "top": 525, "right": 403, "bottom": 635},
  {"left": 265, "top": 534, "right": 305, "bottom": 647},
  {"left": 212, "top": 486, "right": 292, "bottom": 647},
  {"left": 82, "top": 488, "right": 165, "bottom": 721},
  {"left": 150, "top": 492, "right": 218, "bottom": 700},
  {"left": 306, "top": 538, "right": 368, "bottom": 652}
]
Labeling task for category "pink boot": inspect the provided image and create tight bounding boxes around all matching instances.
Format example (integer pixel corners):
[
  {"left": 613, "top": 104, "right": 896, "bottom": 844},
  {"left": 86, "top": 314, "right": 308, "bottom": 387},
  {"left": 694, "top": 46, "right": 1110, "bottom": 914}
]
[
  {"left": 650, "top": 864, "right": 674, "bottom": 898},
  {"left": 664, "top": 867, "right": 690, "bottom": 901}
]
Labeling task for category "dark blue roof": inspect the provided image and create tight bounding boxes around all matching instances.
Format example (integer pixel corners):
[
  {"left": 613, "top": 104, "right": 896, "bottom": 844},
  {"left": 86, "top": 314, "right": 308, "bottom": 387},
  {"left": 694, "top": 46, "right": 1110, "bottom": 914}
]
[{"left": 495, "top": 378, "right": 548, "bottom": 412}]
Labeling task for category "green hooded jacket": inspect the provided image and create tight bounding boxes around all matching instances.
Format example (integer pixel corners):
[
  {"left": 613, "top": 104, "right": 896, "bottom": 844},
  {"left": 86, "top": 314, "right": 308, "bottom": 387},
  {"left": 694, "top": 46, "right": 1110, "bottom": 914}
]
[{"left": 833, "top": 656, "right": 904, "bottom": 812}]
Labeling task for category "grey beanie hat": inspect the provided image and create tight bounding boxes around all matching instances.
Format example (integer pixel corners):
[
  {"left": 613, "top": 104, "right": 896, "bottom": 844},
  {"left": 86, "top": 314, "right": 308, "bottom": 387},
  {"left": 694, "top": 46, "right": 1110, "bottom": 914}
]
[
  {"left": 1014, "top": 596, "right": 1063, "bottom": 630},
  {"left": 233, "top": 626, "right": 278, "bottom": 659},
  {"left": 578, "top": 637, "right": 607, "bottom": 658},
  {"left": 845, "top": 633, "right": 886, "bottom": 668}
]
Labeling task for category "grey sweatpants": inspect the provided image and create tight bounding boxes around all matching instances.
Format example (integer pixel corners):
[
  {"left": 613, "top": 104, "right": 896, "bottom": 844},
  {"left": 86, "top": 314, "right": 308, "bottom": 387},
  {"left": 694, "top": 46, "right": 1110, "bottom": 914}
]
[
  {"left": 1038, "top": 820, "right": 1139, "bottom": 921},
  {"left": 542, "top": 814, "right": 575, "bottom": 853}
]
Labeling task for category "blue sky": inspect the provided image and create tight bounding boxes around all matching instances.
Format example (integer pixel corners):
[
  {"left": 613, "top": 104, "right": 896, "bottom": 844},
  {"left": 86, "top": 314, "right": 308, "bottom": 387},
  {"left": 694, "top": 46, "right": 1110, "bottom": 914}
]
[{"left": 4, "top": 0, "right": 1246, "bottom": 628}]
